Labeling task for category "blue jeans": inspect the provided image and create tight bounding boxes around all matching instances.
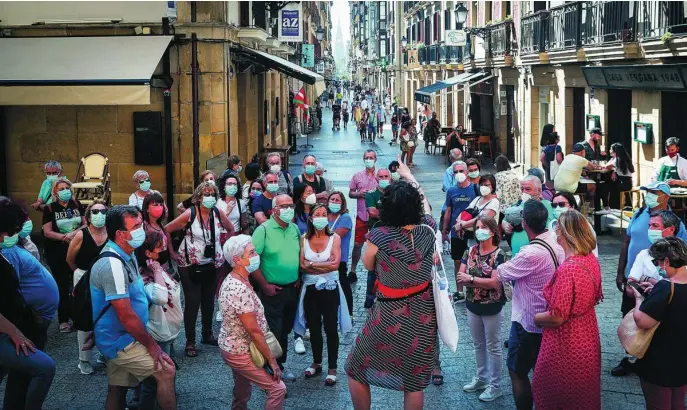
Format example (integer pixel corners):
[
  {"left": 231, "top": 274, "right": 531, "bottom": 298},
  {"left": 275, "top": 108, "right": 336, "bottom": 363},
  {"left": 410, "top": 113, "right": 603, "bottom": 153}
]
[
  {"left": 364, "top": 270, "right": 377, "bottom": 308},
  {"left": 0, "top": 320, "right": 56, "bottom": 410},
  {"left": 138, "top": 340, "right": 173, "bottom": 410}
]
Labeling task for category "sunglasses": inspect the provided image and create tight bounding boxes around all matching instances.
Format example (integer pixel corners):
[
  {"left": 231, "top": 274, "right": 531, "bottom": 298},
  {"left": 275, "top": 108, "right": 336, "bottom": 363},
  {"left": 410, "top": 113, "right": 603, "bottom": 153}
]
[
  {"left": 90, "top": 209, "right": 107, "bottom": 215},
  {"left": 551, "top": 202, "right": 569, "bottom": 208},
  {"left": 138, "top": 179, "right": 151, "bottom": 184}
]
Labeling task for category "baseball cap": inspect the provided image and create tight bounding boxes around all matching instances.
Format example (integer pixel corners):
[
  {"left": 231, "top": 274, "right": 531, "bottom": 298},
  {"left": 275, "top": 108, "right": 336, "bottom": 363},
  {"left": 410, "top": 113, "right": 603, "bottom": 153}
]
[
  {"left": 640, "top": 181, "right": 671, "bottom": 196},
  {"left": 572, "top": 143, "right": 585, "bottom": 153},
  {"left": 591, "top": 127, "right": 603, "bottom": 135}
]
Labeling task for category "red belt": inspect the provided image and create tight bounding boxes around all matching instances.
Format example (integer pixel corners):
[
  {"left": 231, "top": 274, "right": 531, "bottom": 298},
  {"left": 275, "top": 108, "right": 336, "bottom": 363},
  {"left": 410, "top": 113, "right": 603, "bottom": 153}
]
[{"left": 376, "top": 280, "right": 430, "bottom": 299}]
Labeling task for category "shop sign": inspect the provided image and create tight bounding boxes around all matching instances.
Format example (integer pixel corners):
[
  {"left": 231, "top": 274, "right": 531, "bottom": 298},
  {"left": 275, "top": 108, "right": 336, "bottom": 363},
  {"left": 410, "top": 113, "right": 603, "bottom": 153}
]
[
  {"left": 582, "top": 65, "right": 687, "bottom": 91},
  {"left": 445, "top": 30, "right": 466, "bottom": 46},
  {"left": 407, "top": 50, "right": 419, "bottom": 69},
  {"left": 316, "top": 62, "right": 325, "bottom": 74},
  {"left": 301, "top": 44, "right": 315, "bottom": 68},
  {"left": 279, "top": 3, "right": 303, "bottom": 43}
]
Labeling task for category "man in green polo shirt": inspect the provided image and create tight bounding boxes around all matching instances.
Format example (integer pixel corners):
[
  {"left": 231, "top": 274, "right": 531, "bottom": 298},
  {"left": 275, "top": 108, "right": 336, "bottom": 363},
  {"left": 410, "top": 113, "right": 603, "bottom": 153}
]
[
  {"left": 362, "top": 168, "right": 391, "bottom": 308},
  {"left": 251, "top": 194, "right": 300, "bottom": 381}
]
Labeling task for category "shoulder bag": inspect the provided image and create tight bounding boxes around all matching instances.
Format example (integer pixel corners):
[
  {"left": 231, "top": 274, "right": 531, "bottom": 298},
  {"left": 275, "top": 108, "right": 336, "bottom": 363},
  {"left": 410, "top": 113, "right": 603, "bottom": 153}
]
[
  {"left": 617, "top": 280, "right": 674, "bottom": 359},
  {"left": 249, "top": 330, "right": 283, "bottom": 368}
]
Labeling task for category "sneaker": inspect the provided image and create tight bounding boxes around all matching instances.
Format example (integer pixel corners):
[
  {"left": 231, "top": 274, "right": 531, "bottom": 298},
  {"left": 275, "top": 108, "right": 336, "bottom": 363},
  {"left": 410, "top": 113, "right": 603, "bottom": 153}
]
[
  {"left": 463, "top": 377, "right": 488, "bottom": 392},
  {"left": 348, "top": 271, "right": 358, "bottom": 283},
  {"left": 611, "top": 357, "right": 634, "bottom": 377},
  {"left": 78, "top": 360, "right": 94, "bottom": 375},
  {"left": 294, "top": 338, "right": 306, "bottom": 354},
  {"left": 95, "top": 353, "right": 107, "bottom": 365},
  {"left": 282, "top": 370, "right": 297, "bottom": 382},
  {"left": 215, "top": 310, "right": 222, "bottom": 322},
  {"left": 303, "top": 329, "right": 311, "bottom": 340},
  {"left": 453, "top": 292, "right": 466, "bottom": 304},
  {"left": 479, "top": 386, "right": 503, "bottom": 402}
]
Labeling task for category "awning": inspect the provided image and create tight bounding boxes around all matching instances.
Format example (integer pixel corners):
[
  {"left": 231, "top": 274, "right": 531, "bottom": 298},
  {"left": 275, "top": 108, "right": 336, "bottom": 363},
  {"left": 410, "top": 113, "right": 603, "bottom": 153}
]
[
  {"left": 414, "top": 72, "right": 489, "bottom": 104},
  {"left": 0, "top": 36, "right": 173, "bottom": 105},
  {"left": 232, "top": 45, "right": 326, "bottom": 97}
]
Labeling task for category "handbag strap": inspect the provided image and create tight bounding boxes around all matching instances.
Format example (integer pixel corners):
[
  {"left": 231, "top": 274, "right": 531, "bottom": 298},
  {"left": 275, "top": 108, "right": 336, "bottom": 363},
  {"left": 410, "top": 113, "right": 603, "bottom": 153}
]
[{"left": 530, "top": 238, "right": 559, "bottom": 269}]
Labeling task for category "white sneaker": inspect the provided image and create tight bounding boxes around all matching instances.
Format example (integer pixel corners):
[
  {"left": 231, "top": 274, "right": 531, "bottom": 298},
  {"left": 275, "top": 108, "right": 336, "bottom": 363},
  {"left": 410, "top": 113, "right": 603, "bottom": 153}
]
[
  {"left": 294, "top": 338, "right": 306, "bottom": 354},
  {"left": 78, "top": 360, "right": 94, "bottom": 375},
  {"left": 463, "top": 377, "right": 488, "bottom": 392},
  {"left": 215, "top": 310, "right": 222, "bottom": 322},
  {"left": 303, "top": 329, "right": 311, "bottom": 340},
  {"left": 479, "top": 386, "right": 503, "bottom": 402}
]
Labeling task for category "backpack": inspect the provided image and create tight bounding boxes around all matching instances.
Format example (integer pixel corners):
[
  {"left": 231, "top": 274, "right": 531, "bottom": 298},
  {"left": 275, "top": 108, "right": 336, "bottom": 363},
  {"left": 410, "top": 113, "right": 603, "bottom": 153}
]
[{"left": 72, "top": 251, "right": 134, "bottom": 332}]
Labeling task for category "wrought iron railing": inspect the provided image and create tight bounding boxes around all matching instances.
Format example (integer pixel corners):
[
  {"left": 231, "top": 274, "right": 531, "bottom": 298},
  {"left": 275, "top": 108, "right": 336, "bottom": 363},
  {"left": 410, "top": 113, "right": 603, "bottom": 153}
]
[
  {"left": 521, "top": 11, "right": 547, "bottom": 54},
  {"left": 427, "top": 44, "right": 439, "bottom": 64},
  {"left": 418, "top": 47, "right": 427, "bottom": 64},
  {"left": 447, "top": 45, "right": 463, "bottom": 63},
  {"left": 637, "top": 0, "right": 687, "bottom": 39},
  {"left": 490, "top": 20, "right": 514, "bottom": 57},
  {"left": 403, "top": 51, "right": 408, "bottom": 65},
  {"left": 545, "top": 2, "right": 581, "bottom": 50},
  {"left": 581, "top": 1, "right": 635, "bottom": 45}
]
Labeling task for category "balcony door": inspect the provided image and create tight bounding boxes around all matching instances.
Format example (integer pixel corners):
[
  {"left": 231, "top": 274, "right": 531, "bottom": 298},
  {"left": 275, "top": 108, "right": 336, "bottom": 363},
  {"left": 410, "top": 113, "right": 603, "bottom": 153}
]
[
  {"left": 506, "top": 85, "right": 515, "bottom": 161},
  {"left": 571, "top": 87, "right": 585, "bottom": 145},
  {"left": 662, "top": 91, "right": 687, "bottom": 148},
  {"left": 607, "top": 89, "right": 632, "bottom": 152}
]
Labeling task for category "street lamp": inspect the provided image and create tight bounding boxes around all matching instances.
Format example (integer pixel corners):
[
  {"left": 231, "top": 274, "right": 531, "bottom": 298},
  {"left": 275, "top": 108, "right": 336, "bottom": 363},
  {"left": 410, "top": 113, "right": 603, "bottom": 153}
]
[
  {"left": 401, "top": 36, "right": 408, "bottom": 48},
  {"left": 455, "top": 3, "right": 468, "bottom": 25},
  {"left": 315, "top": 27, "right": 325, "bottom": 41}
]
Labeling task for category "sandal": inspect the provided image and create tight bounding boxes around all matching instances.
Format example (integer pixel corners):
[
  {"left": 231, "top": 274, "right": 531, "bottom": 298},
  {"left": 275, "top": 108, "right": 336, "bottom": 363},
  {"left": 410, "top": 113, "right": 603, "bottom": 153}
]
[
  {"left": 432, "top": 370, "right": 444, "bottom": 386},
  {"left": 59, "top": 323, "right": 74, "bottom": 333},
  {"left": 304, "top": 365, "right": 322, "bottom": 379},
  {"left": 201, "top": 334, "right": 219, "bottom": 346},
  {"left": 325, "top": 372, "right": 337, "bottom": 386},
  {"left": 185, "top": 342, "right": 198, "bottom": 358}
]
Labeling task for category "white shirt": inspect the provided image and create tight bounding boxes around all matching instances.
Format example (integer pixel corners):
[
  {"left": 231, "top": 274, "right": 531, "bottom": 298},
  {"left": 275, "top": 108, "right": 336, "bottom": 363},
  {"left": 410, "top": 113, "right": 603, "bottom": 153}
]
[
  {"left": 554, "top": 155, "right": 589, "bottom": 193},
  {"left": 145, "top": 270, "right": 182, "bottom": 342},
  {"left": 467, "top": 196, "right": 501, "bottom": 221},
  {"left": 628, "top": 249, "right": 662, "bottom": 282},
  {"left": 217, "top": 198, "right": 241, "bottom": 233},
  {"left": 360, "top": 100, "right": 369, "bottom": 110},
  {"left": 654, "top": 154, "right": 687, "bottom": 181},
  {"left": 608, "top": 157, "right": 633, "bottom": 177},
  {"left": 128, "top": 192, "right": 145, "bottom": 210}
]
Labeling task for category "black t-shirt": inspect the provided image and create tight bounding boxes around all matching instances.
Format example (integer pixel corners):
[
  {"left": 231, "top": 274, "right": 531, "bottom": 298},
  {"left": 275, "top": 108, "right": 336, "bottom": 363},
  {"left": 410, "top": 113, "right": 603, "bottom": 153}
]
[
  {"left": 42, "top": 199, "right": 83, "bottom": 256},
  {"left": 636, "top": 280, "right": 687, "bottom": 387},
  {"left": 294, "top": 174, "right": 327, "bottom": 194}
]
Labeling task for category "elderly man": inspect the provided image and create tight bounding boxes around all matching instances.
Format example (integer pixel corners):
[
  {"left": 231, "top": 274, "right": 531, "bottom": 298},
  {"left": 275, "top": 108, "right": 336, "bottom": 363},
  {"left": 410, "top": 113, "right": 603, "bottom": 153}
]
[
  {"left": 348, "top": 150, "right": 379, "bottom": 283},
  {"left": 503, "top": 176, "right": 555, "bottom": 256},
  {"left": 458, "top": 200, "right": 564, "bottom": 409},
  {"left": 627, "top": 210, "right": 682, "bottom": 285},
  {"left": 251, "top": 194, "right": 301, "bottom": 382},
  {"left": 613, "top": 181, "right": 687, "bottom": 377},
  {"left": 362, "top": 168, "right": 391, "bottom": 308},
  {"left": 31, "top": 160, "right": 65, "bottom": 212},
  {"left": 294, "top": 155, "right": 329, "bottom": 201},
  {"left": 265, "top": 152, "right": 293, "bottom": 196},
  {"left": 443, "top": 161, "right": 478, "bottom": 303},
  {"left": 442, "top": 149, "right": 465, "bottom": 192},
  {"left": 90, "top": 205, "right": 176, "bottom": 409},
  {"left": 315, "top": 162, "right": 334, "bottom": 193},
  {"left": 252, "top": 171, "right": 279, "bottom": 225}
]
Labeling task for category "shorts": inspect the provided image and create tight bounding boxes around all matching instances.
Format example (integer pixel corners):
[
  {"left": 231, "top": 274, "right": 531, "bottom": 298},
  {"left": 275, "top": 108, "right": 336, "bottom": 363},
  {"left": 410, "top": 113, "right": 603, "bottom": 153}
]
[
  {"left": 450, "top": 236, "right": 469, "bottom": 261},
  {"left": 506, "top": 321, "right": 543, "bottom": 377},
  {"left": 392, "top": 125, "right": 399, "bottom": 132},
  {"left": 355, "top": 217, "right": 370, "bottom": 244},
  {"left": 107, "top": 341, "right": 157, "bottom": 387}
]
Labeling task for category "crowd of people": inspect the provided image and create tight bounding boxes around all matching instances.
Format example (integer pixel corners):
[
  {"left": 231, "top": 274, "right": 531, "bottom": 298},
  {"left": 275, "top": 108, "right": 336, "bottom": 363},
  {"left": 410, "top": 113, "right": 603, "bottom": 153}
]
[{"left": 2, "top": 118, "right": 687, "bottom": 410}]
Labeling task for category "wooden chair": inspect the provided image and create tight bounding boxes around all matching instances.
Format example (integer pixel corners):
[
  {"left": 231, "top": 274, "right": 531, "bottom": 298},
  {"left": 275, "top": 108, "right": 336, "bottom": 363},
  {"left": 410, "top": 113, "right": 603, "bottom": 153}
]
[
  {"left": 477, "top": 135, "right": 493, "bottom": 160},
  {"left": 618, "top": 188, "right": 635, "bottom": 231},
  {"left": 434, "top": 133, "right": 447, "bottom": 155},
  {"left": 71, "top": 153, "right": 111, "bottom": 206}
]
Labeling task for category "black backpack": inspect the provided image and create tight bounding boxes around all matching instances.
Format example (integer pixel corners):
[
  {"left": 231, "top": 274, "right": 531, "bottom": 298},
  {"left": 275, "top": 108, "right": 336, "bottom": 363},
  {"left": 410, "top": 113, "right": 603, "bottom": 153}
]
[{"left": 72, "top": 251, "right": 133, "bottom": 332}]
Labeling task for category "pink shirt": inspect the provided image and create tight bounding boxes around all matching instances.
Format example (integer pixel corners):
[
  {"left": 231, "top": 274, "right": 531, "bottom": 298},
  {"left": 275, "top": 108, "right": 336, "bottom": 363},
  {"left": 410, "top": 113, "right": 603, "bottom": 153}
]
[
  {"left": 349, "top": 169, "right": 378, "bottom": 221},
  {"left": 497, "top": 231, "right": 565, "bottom": 333}
]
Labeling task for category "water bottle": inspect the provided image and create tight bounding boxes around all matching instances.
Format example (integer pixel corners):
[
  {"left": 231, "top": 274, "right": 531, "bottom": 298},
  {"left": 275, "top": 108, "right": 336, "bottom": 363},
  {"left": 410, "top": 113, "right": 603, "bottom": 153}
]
[{"left": 438, "top": 273, "right": 448, "bottom": 291}]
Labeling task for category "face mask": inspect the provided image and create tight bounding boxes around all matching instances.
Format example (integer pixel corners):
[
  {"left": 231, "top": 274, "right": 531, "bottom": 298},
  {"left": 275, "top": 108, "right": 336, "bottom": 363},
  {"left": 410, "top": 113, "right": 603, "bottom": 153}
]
[
  {"left": 127, "top": 226, "right": 146, "bottom": 249},
  {"left": 91, "top": 212, "right": 106, "bottom": 228},
  {"left": 468, "top": 171, "right": 480, "bottom": 179},
  {"left": 455, "top": 173, "right": 467, "bottom": 184},
  {"left": 304, "top": 194, "right": 317, "bottom": 205},
  {"left": 250, "top": 190, "right": 263, "bottom": 198},
  {"left": 553, "top": 206, "right": 568, "bottom": 219},
  {"left": 0, "top": 233, "right": 19, "bottom": 249},
  {"left": 149, "top": 205, "right": 164, "bottom": 219},
  {"left": 648, "top": 229, "right": 664, "bottom": 244},
  {"left": 305, "top": 165, "right": 316, "bottom": 175},
  {"left": 391, "top": 172, "right": 401, "bottom": 181},
  {"left": 313, "top": 217, "right": 329, "bottom": 230},
  {"left": 19, "top": 220, "right": 33, "bottom": 238},
  {"left": 668, "top": 152, "right": 678, "bottom": 158},
  {"left": 278, "top": 207, "right": 294, "bottom": 223},
  {"left": 328, "top": 203, "right": 341, "bottom": 213},
  {"left": 364, "top": 159, "right": 376, "bottom": 169},
  {"left": 206, "top": 179, "right": 215, "bottom": 186},
  {"left": 202, "top": 196, "right": 217, "bottom": 209},
  {"left": 379, "top": 179, "right": 391, "bottom": 189},
  {"left": 267, "top": 183, "right": 279, "bottom": 193},
  {"left": 58, "top": 189, "right": 72, "bottom": 202},
  {"left": 479, "top": 185, "right": 491, "bottom": 196},
  {"left": 645, "top": 192, "right": 659, "bottom": 209},
  {"left": 521, "top": 193, "right": 532, "bottom": 203},
  {"left": 270, "top": 164, "right": 282, "bottom": 173},
  {"left": 475, "top": 229, "right": 492, "bottom": 242},
  {"left": 46, "top": 174, "right": 58, "bottom": 181},
  {"left": 236, "top": 166, "right": 243, "bottom": 173},
  {"left": 657, "top": 265, "right": 668, "bottom": 279},
  {"left": 225, "top": 185, "right": 238, "bottom": 196},
  {"left": 139, "top": 181, "right": 151, "bottom": 192},
  {"left": 246, "top": 255, "right": 260, "bottom": 273}
]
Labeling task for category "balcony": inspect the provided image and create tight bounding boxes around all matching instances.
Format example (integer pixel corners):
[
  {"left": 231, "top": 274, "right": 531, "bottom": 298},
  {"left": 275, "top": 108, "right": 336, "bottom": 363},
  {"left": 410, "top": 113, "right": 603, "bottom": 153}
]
[
  {"left": 427, "top": 44, "right": 439, "bottom": 64},
  {"left": 237, "top": 26, "right": 270, "bottom": 46},
  {"left": 637, "top": 0, "right": 687, "bottom": 39},
  {"left": 418, "top": 47, "right": 427, "bottom": 64},
  {"left": 581, "top": 1, "right": 634, "bottom": 46},
  {"left": 490, "top": 20, "right": 515, "bottom": 57},
  {"left": 521, "top": 11, "right": 547, "bottom": 55},
  {"left": 546, "top": 3, "right": 581, "bottom": 51},
  {"left": 446, "top": 46, "right": 463, "bottom": 63}
]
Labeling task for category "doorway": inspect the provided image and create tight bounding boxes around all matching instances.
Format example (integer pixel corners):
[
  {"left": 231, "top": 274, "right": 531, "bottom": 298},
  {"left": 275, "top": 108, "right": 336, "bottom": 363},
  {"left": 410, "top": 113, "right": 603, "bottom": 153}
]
[
  {"left": 607, "top": 89, "right": 632, "bottom": 150},
  {"left": 506, "top": 85, "right": 515, "bottom": 160},
  {"left": 662, "top": 91, "right": 687, "bottom": 148},
  {"left": 571, "top": 87, "right": 585, "bottom": 144}
]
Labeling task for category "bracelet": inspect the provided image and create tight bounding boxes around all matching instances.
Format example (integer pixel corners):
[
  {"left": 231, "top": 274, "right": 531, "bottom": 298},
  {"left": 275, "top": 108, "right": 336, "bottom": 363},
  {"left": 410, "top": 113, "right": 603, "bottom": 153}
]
[{"left": 470, "top": 276, "right": 475, "bottom": 284}]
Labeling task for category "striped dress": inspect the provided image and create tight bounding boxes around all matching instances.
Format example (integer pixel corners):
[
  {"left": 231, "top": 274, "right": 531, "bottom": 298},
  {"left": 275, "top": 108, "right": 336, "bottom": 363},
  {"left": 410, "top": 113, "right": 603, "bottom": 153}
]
[{"left": 345, "top": 215, "right": 438, "bottom": 392}]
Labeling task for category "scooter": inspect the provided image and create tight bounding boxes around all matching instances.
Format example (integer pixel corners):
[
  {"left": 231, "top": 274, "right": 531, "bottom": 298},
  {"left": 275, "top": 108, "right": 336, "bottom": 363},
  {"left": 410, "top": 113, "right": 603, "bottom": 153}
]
[{"left": 332, "top": 115, "right": 341, "bottom": 131}]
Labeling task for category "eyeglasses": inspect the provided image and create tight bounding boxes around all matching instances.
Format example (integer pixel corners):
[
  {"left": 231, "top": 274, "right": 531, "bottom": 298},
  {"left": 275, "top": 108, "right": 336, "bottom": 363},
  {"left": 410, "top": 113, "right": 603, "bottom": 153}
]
[
  {"left": 651, "top": 259, "right": 661, "bottom": 267},
  {"left": 138, "top": 179, "right": 151, "bottom": 184},
  {"left": 276, "top": 204, "right": 295, "bottom": 210},
  {"left": 551, "top": 202, "right": 569, "bottom": 208},
  {"left": 202, "top": 192, "right": 215, "bottom": 197},
  {"left": 46, "top": 171, "right": 60, "bottom": 176},
  {"left": 90, "top": 209, "right": 107, "bottom": 215}
]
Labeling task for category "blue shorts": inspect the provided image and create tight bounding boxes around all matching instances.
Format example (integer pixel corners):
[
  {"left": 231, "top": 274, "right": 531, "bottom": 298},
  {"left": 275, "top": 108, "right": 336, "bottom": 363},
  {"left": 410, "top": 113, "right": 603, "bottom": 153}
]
[{"left": 506, "top": 321, "right": 543, "bottom": 377}]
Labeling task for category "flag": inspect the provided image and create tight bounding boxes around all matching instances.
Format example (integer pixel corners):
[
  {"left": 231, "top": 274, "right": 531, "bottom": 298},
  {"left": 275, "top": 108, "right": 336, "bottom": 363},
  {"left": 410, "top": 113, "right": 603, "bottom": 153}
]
[{"left": 293, "top": 87, "right": 309, "bottom": 121}]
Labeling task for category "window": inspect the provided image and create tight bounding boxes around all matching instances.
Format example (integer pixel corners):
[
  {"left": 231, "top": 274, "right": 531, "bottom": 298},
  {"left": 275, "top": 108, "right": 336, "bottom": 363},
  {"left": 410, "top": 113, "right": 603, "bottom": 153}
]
[
  {"left": 380, "top": 20, "right": 386, "bottom": 30},
  {"left": 275, "top": 97, "right": 280, "bottom": 125},
  {"left": 379, "top": 1, "right": 387, "bottom": 17},
  {"left": 380, "top": 40, "right": 387, "bottom": 57},
  {"left": 239, "top": 2, "right": 250, "bottom": 27},
  {"left": 445, "top": 9, "right": 450, "bottom": 30}
]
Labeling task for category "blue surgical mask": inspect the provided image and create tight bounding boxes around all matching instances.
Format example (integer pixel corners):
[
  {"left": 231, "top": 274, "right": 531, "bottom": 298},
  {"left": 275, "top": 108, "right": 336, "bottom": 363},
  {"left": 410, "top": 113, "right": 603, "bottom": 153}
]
[
  {"left": 57, "top": 189, "right": 72, "bottom": 202},
  {"left": 278, "top": 208, "right": 294, "bottom": 223},
  {"left": 657, "top": 265, "right": 668, "bottom": 278},
  {"left": 139, "top": 181, "right": 151, "bottom": 192},
  {"left": 267, "top": 183, "right": 279, "bottom": 193},
  {"left": 0, "top": 233, "right": 19, "bottom": 249},
  {"left": 645, "top": 192, "right": 659, "bottom": 209},
  {"left": 46, "top": 174, "right": 58, "bottom": 181},
  {"left": 328, "top": 202, "right": 341, "bottom": 213},
  {"left": 91, "top": 213, "right": 106, "bottom": 228},
  {"left": 246, "top": 255, "right": 260, "bottom": 273},
  {"left": 18, "top": 220, "right": 33, "bottom": 238},
  {"left": 237, "top": 166, "right": 243, "bottom": 173},
  {"left": 225, "top": 185, "right": 238, "bottom": 196},
  {"left": 553, "top": 206, "right": 568, "bottom": 219},
  {"left": 127, "top": 226, "right": 146, "bottom": 249},
  {"left": 391, "top": 172, "right": 401, "bottom": 181},
  {"left": 364, "top": 159, "right": 376, "bottom": 169},
  {"left": 305, "top": 165, "right": 316, "bottom": 175},
  {"left": 202, "top": 196, "right": 217, "bottom": 209},
  {"left": 648, "top": 229, "right": 664, "bottom": 244},
  {"left": 475, "top": 228, "right": 492, "bottom": 242},
  {"left": 313, "top": 217, "right": 329, "bottom": 230},
  {"left": 250, "top": 190, "right": 263, "bottom": 199},
  {"left": 378, "top": 179, "right": 390, "bottom": 189}
]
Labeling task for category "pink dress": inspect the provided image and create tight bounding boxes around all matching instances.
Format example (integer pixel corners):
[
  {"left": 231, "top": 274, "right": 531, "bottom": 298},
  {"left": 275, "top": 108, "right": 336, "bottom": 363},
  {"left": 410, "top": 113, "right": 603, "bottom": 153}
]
[{"left": 532, "top": 254, "right": 603, "bottom": 410}]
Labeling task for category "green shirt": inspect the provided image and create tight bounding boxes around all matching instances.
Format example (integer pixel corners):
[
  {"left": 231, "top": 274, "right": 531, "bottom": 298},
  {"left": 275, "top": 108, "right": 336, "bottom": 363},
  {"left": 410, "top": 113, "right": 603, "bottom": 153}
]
[
  {"left": 365, "top": 189, "right": 383, "bottom": 228},
  {"left": 251, "top": 217, "right": 301, "bottom": 285},
  {"left": 37, "top": 179, "right": 55, "bottom": 204},
  {"left": 510, "top": 199, "right": 555, "bottom": 256}
]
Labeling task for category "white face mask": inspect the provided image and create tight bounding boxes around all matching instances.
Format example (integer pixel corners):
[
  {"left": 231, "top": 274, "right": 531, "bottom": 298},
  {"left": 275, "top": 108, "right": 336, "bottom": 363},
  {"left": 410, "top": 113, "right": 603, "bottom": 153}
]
[
  {"left": 479, "top": 185, "right": 491, "bottom": 196},
  {"left": 455, "top": 172, "right": 467, "bottom": 184},
  {"left": 521, "top": 193, "right": 532, "bottom": 202},
  {"left": 304, "top": 194, "right": 317, "bottom": 205},
  {"left": 270, "top": 164, "right": 281, "bottom": 173}
]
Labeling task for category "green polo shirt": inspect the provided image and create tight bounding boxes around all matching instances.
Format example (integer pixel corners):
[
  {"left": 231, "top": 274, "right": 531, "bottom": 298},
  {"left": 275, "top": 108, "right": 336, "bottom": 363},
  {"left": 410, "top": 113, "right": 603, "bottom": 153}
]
[
  {"left": 252, "top": 217, "right": 301, "bottom": 285},
  {"left": 365, "top": 189, "right": 383, "bottom": 228}
]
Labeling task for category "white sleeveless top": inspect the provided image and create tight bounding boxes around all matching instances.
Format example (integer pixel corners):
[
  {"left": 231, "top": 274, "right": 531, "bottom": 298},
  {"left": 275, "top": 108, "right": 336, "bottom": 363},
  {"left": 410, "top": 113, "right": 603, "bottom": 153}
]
[
  {"left": 304, "top": 235, "right": 335, "bottom": 268},
  {"left": 178, "top": 207, "right": 224, "bottom": 268}
]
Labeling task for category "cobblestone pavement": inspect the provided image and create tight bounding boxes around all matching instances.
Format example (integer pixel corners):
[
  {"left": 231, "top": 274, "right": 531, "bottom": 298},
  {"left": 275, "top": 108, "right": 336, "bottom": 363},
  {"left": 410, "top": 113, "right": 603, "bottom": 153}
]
[{"left": 4, "top": 113, "right": 649, "bottom": 409}]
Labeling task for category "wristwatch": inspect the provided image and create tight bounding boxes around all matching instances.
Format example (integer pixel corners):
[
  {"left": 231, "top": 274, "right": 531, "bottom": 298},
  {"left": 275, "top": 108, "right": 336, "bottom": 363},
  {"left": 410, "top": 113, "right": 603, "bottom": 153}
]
[
  {"left": 470, "top": 276, "right": 475, "bottom": 284},
  {"left": 308, "top": 261, "right": 314, "bottom": 268}
]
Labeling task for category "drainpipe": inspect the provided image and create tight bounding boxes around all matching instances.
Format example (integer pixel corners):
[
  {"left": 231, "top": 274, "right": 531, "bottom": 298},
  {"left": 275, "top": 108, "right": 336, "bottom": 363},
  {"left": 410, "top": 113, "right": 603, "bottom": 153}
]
[
  {"left": 192, "top": 33, "right": 200, "bottom": 186},
  {"left": 162, "top": 17, "right": 175, "bottom": 219},
  {"left": 226, "top": 50, "right": 232, "bottom": 155},
  {"left": 191, "top": 1, "right": 197, "bottom": 23},
  {"left": 0, "top": 108, "right": 7, "bottom": 196}
]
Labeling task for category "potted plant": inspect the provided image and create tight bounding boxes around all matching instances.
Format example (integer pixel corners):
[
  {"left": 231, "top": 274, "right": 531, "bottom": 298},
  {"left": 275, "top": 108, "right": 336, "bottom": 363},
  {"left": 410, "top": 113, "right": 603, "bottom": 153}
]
[{"left": 661, "top": 32, "right": 673, "bottom": 45}]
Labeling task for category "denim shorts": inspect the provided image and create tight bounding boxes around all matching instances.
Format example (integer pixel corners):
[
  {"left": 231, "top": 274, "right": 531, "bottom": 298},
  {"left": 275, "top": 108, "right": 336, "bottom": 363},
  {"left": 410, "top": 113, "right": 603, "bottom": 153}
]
[{"left": 506, "top": 321, "right": 542, "bottom": 377}]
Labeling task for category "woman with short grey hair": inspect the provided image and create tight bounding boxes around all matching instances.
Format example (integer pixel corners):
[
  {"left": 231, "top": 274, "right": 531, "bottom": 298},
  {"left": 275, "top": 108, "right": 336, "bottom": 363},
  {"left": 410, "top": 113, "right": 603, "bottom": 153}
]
[
  {"left": 31, "top": 160, "right": 64, "bottom": 211},
  {"left": 129, "top": 170, "right": 152, "bottom": 210}
]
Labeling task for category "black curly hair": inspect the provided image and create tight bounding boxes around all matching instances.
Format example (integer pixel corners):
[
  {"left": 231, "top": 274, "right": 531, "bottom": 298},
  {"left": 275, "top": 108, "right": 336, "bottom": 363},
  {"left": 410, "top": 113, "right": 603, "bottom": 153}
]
[
  {"left": 380, "top": 180, "right": 424, "bottom": 227},
  {"left": 218, "top": 172, "right": 242, "bottom": 201}
]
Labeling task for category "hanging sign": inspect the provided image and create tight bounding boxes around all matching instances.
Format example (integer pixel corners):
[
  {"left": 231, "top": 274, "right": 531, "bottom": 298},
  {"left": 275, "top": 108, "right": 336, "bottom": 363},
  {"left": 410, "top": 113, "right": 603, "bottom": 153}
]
[
  {"left": 445, "top": 30, "right": 467, "bottom": 46},
  {"left": 301, "top": 44, "right": 315, "bottom": 68},
  {"left": 279, "top": 3, "right": 303, "bottom": 43},
  {"left": 316, "top": 62, "right": 325, "bottom": 74}
]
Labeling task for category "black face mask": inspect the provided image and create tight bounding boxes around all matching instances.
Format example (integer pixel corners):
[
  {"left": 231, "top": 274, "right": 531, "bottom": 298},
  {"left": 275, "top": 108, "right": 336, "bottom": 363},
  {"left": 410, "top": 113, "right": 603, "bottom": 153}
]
[{"left": 156, "top": 249, "right": 170, "bottom": 266}]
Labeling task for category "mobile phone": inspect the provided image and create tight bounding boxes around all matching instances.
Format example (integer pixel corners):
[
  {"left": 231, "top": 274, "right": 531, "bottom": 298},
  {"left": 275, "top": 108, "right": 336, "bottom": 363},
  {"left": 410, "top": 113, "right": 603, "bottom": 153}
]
[
  {"left": 626, "top": 281, "right": 646, "bottom": 295},
  {"left": 263, "top": 363, "right": 274, "bottom": 376}
]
